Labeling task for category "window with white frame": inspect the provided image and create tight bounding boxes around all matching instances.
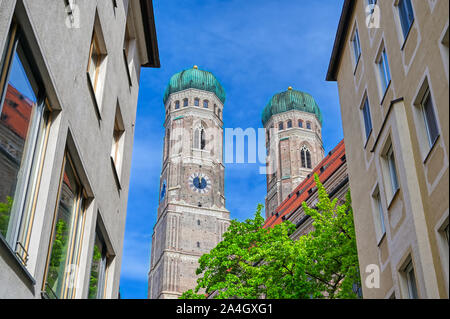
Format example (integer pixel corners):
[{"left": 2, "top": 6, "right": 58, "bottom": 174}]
[
  {"left": 88, "top": 227, "right": 109, "bottom": 299},
  {"left": 361, "top": 97, "right": 373, "bottom": 141},
  {"left": 43, "top": 151, "right": 87, "bottom": 299},
  {"left": 404, "top": 260, "right": 419, "bottom": 299},
  {"left": 0, "top": 20, "right": 52, "bottom": 266},
  {"left": 87, "top": 15, "right": 107, "bottom": 112},
  {"left": 397, "top": 0, "right": 415, "bottom": 40},
  {"left": 111, "top": 105, "right": 125, "bottom": 180},
  {"left": 351, "top": 27, "right": 362, "bottom": 67},
  {"left": 372, "top": 187, "right": 386, "bottom": 242},
  {"left": 386, "top": 144, "right": 400, "bottom": 195},
  {"left": 123, "top": 7, "right": 136, "bottom": 87},
  {"left": 377, "top": 47, "right": 391, "bottom": 95},
  {"left": 420, "top": 89, "right": 439, "bottom": 148}
]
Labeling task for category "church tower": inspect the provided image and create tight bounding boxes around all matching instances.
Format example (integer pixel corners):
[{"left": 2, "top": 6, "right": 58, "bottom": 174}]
[
  {"left": 262, "top": 87, "right": 324, "bottom": 219},
  {"left": 148, "top": 66, "right": 230, "bottom": 299}
]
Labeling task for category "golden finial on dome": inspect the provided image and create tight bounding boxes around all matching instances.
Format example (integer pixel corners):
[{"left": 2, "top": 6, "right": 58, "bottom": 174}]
[
  {"left": 288, "top": 86, "right": 293, "bottom": 90},
  {"left": 193, "top": 65, "right": 198, "bottom": 69}
]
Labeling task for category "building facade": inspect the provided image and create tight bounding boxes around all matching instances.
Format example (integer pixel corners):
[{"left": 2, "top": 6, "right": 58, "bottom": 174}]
[
  {"left": 262, "top": 87, "right": 324, "bottom": 219},
  {"left": 264, "top": 140, "right": 348, "bottom": 242},
  {"left": 148, "top": 66, "right": 230, "bottom": 299},
  {"left": 0, "top": 0, "right": 159, "bottom": 299},
  {"left": 327, "top": 0, "right": 449, "bottom": 298}
]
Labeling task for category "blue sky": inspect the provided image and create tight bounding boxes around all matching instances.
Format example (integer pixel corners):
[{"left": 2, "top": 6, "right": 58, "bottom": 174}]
[{"left": 119, "top": 0, "right": 345, "bottom": 299}]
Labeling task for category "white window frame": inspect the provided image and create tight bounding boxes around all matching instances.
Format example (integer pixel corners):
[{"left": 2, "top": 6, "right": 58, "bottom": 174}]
[
  {"left": 376, "top": 44, "right": 391, "bottom": 98},
  {"left": 350, "top": 26, "right": 362, "bottom": 70}
]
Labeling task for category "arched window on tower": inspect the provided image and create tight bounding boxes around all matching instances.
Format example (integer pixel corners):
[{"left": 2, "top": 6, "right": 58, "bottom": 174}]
[
  {"left": 301, "top": 145, "right": 312, "bottom": 169},
  {"left": 203, "top": 100, "right": 209, "bottom": 108},
  {"left": 298, "top": 119, "right": 303, "bottom": 128},
  {"left": 194, "top": 127, "right": 207, "bottom": 150},
  {"left": 306, "top": 121, "right": 311, "bottom": 130},
  {"left": 194, "top": 128, "right": 200, "bottom": 149},
  {"left": 175, "top": 100, "right": 180, "bottom": 109},
  {"left": 194, "top": 98, "right": 200, "bottom": 106},
  {"left": 287, "top": 120, "right": 292, "bottom": 128},
  {"left": 200, "top": 128, "right": 206, "bottom": 150},
  {"left": 183, "top": 98, "right": 188, "bottom": 107}
]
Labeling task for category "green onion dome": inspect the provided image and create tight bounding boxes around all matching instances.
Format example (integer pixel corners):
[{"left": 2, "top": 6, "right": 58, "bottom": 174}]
[
  {"left": 262, "top": 87, "right": 323, "bottom": 126},
  {"left": 163, "top": 65, "right": 226, "bottom": 105}
]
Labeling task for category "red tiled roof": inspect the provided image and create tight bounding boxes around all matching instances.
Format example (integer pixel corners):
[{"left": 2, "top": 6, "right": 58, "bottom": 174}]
[
  {"left": 264, "top": 139, "right": 346, "bottom": 229},
  {"left": 1, "top": 84, "right": 33, "bottom": 140}
]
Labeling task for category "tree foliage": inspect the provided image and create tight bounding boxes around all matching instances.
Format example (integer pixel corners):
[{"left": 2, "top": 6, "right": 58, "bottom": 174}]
[
  {"left": 0, "top": 196, "right": 13, "bottom": 238},
  {"left": 180, "top": 174, "right": 361, "bottom": 299}
]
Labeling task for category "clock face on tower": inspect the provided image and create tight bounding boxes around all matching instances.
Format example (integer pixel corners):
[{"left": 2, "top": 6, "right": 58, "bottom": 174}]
[{"left": 188, "top": 173, "right": 211, "bottom": 194}]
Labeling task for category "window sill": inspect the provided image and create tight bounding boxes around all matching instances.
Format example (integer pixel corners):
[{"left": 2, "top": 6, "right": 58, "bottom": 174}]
[
  {"left": 363, "top": 129, "right": 373, "bottom": 150},
  {"left": 0, "top": 234, "right": 36, "bottom": 287},
  {"left": 423, "top": 134, "right": 440, "bottom": 165},
  {"left": 380, "top": 80, "right": 392, "bottom": 106},
  {"left": 87, "top": 72, "right": 102, "bottom": 121},
  {"left": 110, "top": 156, "right": 122, "bottom": 191},
  {"left": 353, "top": 54, "right": 361, "bottom": 76},
  {"left": 387, "top": 188, "right": 400, "bottom": 211},
  {"left": 377, "top": 232, "right": 386, "bottom": 247}
]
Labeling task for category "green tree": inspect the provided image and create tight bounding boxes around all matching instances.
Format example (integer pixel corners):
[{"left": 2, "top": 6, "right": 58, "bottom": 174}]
[
  {"left": 88, "top": 244, "right": 102, "bottom": 299},
  {"left": 0, "top": 196, "right": 13, "bottom": 238},
  {"left": 180, "top": 174, "right": 361, "bottom": 299}
]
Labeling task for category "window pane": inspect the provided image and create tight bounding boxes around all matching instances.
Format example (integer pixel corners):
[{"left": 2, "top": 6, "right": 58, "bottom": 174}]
[
  {"left": 422, "top": 94, "right": 439, "bottom": 146},
  {"left": 363, "top": 99, "right": 372, "bottom": 139},
  {"left": 45, "top": 158, "right": 83, "bottom": 299},
  {"left": 203, "top": 100, "right": 208, "bottom": 108},
  {"left": 377, "top": 194, "right": 386, "bottom": 235},
  {"left": 306, "top": 150, "right": 311, "bottom": 169},
  {"left": 89, "top": 38, "right": 100, "bottom": 89},
  {"left": 388, "top": 148, "right": 399, "bottom": 193},
  {"left": 378, "top": 50, "right": 391, "bottom": 92},
  {"left": 353, "top": 29, "right": 361, "bottom": 63},
  {"left": 88, "top": 233, "right": 107, "bottom": 299},
  {"left": 0, "top": 48, "right": 39, "bottom": 244},
  {"left": 406, "top": 262, "right": 418, "bottom": 299},
  {"left": 399, "top": 0, "right": 414, "bottom": 38}
]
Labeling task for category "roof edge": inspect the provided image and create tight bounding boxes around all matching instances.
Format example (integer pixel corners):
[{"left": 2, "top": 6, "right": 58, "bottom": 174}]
[
  {"left": 325, "top": 0, "right": 355, "bottom": 82},
  {"left": 140, "top": 0, "right": 160, "bottom": 68}
]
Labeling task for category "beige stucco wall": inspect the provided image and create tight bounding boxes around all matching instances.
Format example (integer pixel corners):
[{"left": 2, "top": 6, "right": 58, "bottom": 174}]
[{"left": 333, "top": 0, "right": 448, "bottom": 298}]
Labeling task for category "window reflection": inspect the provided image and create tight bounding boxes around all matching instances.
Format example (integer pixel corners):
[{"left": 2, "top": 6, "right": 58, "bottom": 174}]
[
  {"left": 1, "top": 48, "right": 39, "bottom": 243},
  {"left": 88, "top": 231, "right": 107, "bottom": 299},
  {"left": 44, "top": 154, "right": 85, "bottom": 299}
]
